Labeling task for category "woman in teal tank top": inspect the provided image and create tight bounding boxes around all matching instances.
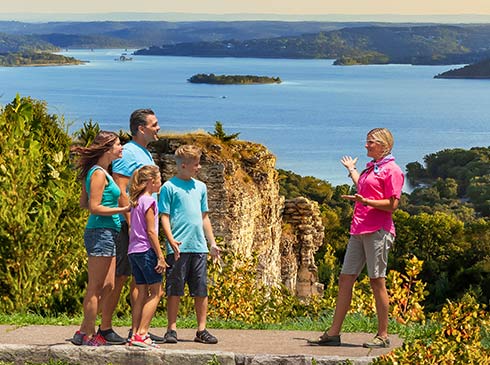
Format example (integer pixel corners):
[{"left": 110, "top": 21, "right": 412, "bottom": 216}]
[{"left": 71, "top": 131, "right": 130, "bottom": 346}]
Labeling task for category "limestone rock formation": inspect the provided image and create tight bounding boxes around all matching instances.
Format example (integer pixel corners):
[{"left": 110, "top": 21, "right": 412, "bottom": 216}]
[
  {"left": 150, "top": 133, "right": 323, "bottom": 296},
  {"left": 281, "top": 197, "right": 325, "bottom": 297}
]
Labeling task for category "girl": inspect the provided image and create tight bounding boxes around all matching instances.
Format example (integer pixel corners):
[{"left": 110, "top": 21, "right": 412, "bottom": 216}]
[
  {"left": 71, "top": 131, "right": 130, "bottom": 346},
  {"left": 128, "top": 165, "right": 168, "bottom": 348}
]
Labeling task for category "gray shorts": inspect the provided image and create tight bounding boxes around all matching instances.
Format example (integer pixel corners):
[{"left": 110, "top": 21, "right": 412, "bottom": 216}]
[
  {"left": 84, "top": 228, "right": 117, "bottom": 257},
  {"left": 341, "top": 229, "right": 394, "bottom": 278},
  {"left": 115, "top": 221, "right": 132, "bottom": 277},
  {"left": 165, "top": 253, "right": 208, "bottom": 297}
]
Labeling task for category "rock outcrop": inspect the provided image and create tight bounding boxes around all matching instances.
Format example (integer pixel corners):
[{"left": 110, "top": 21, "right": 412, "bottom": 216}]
[
  {"left": 281, "top": 197, "right": 325, "bottom": 297},
  {"left": 150, "top": 134, "right": 323, "bottom": 295}
]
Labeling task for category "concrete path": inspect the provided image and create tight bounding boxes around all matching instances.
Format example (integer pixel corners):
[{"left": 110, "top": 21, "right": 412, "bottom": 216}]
[{"left": 0, "top": 325, "right": 402, "bottom": 365}]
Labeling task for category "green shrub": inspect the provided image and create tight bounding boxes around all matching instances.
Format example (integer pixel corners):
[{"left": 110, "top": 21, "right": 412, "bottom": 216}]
[
  {"left": 204, "top": 243, "right": 328, "bottom": 324},
  {"left": 0, "top": 95, "right": 86, "bottom": 314},
  {"left": 374, "top": 294, "right": 490, "bottom": 364}
]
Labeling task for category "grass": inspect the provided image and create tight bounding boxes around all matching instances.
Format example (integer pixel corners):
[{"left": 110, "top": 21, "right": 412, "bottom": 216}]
[
  {"left": 0, "top": 311, "right": 437, "bottom": 342},
  {"left": 12, "top": 311, "right": 490, "bottom": 349}
]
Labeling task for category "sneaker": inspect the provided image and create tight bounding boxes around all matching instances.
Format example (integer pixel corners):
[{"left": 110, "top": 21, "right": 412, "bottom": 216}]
[
  {"left": 307, "top": 331, "right": 341, "bottom": 346},
  {"left": 194, "top": 329, "right": 218, "bottom": 344},
  {"left": 163, "top": 329, "right": 178, "bottom": 344},
  {"left": 127, "top": 329, "right": 133, "bottom": 344},
  {"left": 97, "top": 327, "right": 126, "bottom": 345},
  {"left": 149, "top": 332, "right": 166, "bottom": 344},
  {"left": 71, "top": 330, "right": 87, "bottom": 346},
  {"left": 130, "top": 333, "right": 159, "bottom": 348},
  {"left": 85, "top": 333, "right": 107, "bottom": 347},
  {"left": 363, "top": 335, "right": 390, "bottom": 348}
]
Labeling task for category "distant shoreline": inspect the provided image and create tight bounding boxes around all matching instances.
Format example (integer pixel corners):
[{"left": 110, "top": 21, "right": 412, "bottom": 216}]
[
  {"left": 434, "top": 75, "right": 490, "bottom": 79},
  {"left": 1, "top": 62, "right": 85, "bottom": 67}
]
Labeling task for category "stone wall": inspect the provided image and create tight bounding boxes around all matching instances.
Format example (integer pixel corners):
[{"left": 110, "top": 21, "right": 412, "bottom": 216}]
[{"left": 150, "top": 134, "right": 323, "bottom": 294}]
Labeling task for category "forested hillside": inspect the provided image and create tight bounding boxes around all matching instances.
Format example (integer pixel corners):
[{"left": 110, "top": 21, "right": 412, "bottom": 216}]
[
  {"left": 0, "top": 32, "right": 57, "bottom": 53},
  {"left": 136, "top": 24, "right": 490, "bottom": 65},
  {"left": 0, "top": 20, "right": 377, "bottom": 48},
  {"left": 4, "top": 21, "right": 490, "bottom": 65}
]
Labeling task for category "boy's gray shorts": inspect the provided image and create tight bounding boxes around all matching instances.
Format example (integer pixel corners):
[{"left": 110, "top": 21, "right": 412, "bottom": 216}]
[
  {"left": 341, "top": 229, "right": 394, "bottom": 278},
  {"left": 166, "top": 253, "right": 208, "bottom": 297}
]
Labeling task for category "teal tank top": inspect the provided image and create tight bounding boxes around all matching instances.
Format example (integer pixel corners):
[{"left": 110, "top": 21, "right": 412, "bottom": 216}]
[{"left": 85, "top": 165, "right": 121, "bottom": 231}]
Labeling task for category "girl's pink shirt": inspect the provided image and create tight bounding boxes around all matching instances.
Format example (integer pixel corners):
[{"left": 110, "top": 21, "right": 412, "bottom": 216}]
[
  {"left": 128, "top": 194, "right": 158, "bottom": 254},
  {"left": 350, "top": 160, "right": 404, "bottom": 236}
]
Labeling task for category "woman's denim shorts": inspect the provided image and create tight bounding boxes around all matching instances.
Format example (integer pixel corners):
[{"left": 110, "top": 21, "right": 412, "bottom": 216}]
[{"left": 84, "top": 228, "right": 118, "bottom": 257}]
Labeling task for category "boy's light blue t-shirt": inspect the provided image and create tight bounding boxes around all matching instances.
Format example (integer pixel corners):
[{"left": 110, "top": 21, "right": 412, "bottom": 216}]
[
  {"left": 158, "top": 176, "right": 209, "bottom": 254},
  {"left": 112, "top": 140, "right": 156, "bottom": 222}
]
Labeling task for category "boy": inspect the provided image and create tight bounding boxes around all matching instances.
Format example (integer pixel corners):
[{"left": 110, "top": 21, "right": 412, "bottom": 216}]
[{"left": 159, "top": 144, "right": 221, "bottom": 344}]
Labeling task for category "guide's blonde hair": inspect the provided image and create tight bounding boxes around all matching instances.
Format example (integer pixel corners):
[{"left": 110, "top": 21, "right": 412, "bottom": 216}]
[
  {"left": 129, "top": 165, "right": 160, "bottom": 207},
  {"left": 367, "top": 128, "right": 394, "bottom": 157},
  {"left": 175, "top": 144, "right": 202, "bottom": 164}
]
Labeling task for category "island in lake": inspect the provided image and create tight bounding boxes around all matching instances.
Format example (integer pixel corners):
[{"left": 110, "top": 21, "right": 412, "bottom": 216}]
[
  {"left": 0, "top": 51, "right": 83, "bottom": 67},
  {"left": 434, "top": 58, "right": 490, "bottom": 79},
  {"left": 188, "top": 73, "right": 281, "bottom": 85}
]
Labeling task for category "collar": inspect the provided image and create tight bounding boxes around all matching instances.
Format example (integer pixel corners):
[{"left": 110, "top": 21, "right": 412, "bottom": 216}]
[{"left": 364, "top": 154, "right": 395, "bottom": 175}]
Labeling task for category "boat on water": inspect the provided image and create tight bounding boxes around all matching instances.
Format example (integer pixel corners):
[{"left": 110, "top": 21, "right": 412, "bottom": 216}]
[{"left": 115, "top": 53, "right": 133, "bottom": 61}]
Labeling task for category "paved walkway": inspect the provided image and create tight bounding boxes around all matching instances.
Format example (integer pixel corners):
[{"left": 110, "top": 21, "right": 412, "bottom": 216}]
[{"left": 0, "top": 325, "right": 402, "bottom": 365}]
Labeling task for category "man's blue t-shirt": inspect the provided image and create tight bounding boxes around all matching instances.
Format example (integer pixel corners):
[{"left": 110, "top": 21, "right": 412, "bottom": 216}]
[
  {"left": 158, "top": 176, "right": 209, "bottom": 254},
  {"left": 112, "top": 140, "right": 155, "bottom": 177},
  {"left": 112, "top": 140, "right": 156, "bottom": 221}
]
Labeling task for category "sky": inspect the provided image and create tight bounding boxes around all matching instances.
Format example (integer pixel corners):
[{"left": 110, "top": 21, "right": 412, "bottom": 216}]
[{"left": 4, "top": 0, "right": 490, "bottom": 15}]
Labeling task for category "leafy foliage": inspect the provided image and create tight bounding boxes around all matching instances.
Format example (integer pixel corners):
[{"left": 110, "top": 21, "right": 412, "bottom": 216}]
[
  {"left": 388, "top": 256, "right": 427, "bottom": 324},
  {"left": 404, "top": 147, "right": 490, "bottom": 218},
  {"left": 374, "top": 294, "right": 490, "bottom": 365},
  {"left": 72, "top": 120, "right": 101, "bottom": 146},
  {"left": 278, "top": 169, "right": 334, "bottom": 204},
  {"left": 0, "top": 95, "right": 87, "bottom": 314},
  {"left": 203, "top": 244, "right": 328, "bottom": 324}
]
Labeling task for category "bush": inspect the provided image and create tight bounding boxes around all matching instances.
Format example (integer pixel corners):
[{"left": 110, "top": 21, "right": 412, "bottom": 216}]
[
  {"left": 374, "top": 294, "right": 490, "bottom": 364},
  {"left": 204, "top": 242, "right": 328, "bottom": 324},
  {"left": 0, "top": 95, "right": 87, "bottom": 314}
]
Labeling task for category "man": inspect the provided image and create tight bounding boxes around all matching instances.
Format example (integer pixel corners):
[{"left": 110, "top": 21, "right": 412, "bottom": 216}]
[{"left": 98, "top": 108, "right": 164, "bottom": 344}]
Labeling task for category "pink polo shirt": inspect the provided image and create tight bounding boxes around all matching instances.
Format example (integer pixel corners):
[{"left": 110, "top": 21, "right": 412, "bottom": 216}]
[{"left": 350, "top": 159, "right": 404, "bottom": 236}]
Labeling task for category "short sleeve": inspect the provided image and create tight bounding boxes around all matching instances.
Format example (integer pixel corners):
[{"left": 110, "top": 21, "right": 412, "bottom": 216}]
[
  {"left": 158, "top": 184, "right": 172, "bottom": 214},
  {"left": 384, "top": 167, "right": 404, "bottom": 199},
  {"left": 200, "top": 183, "right": 209, "bottom": 213},
  {"left": 112, "top": 149, "right": 136, "bottom": 177},
  {"left": 142, "top": 196, "right": 157, "bottom": 216}
]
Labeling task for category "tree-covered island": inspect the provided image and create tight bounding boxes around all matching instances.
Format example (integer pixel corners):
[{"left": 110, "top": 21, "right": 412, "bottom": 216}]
[
  {"left": 188, "top": 73, "right": 281, "bottom": 84},
  {"left": 0, "top": 51, "right": 83, "bottom": 67},
  {"left": 434, "top": 58, "right": 490, "bottom": 79}
]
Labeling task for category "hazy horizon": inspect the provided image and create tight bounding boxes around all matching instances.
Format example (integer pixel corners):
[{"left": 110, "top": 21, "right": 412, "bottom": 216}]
[{"left": 3, "top": 11, "right": 490, "bottom": 23}]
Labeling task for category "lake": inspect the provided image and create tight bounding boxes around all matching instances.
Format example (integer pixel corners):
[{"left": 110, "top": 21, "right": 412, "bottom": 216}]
[{"left": 0, "top": 49, "right": 489, "bottom": 187}]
